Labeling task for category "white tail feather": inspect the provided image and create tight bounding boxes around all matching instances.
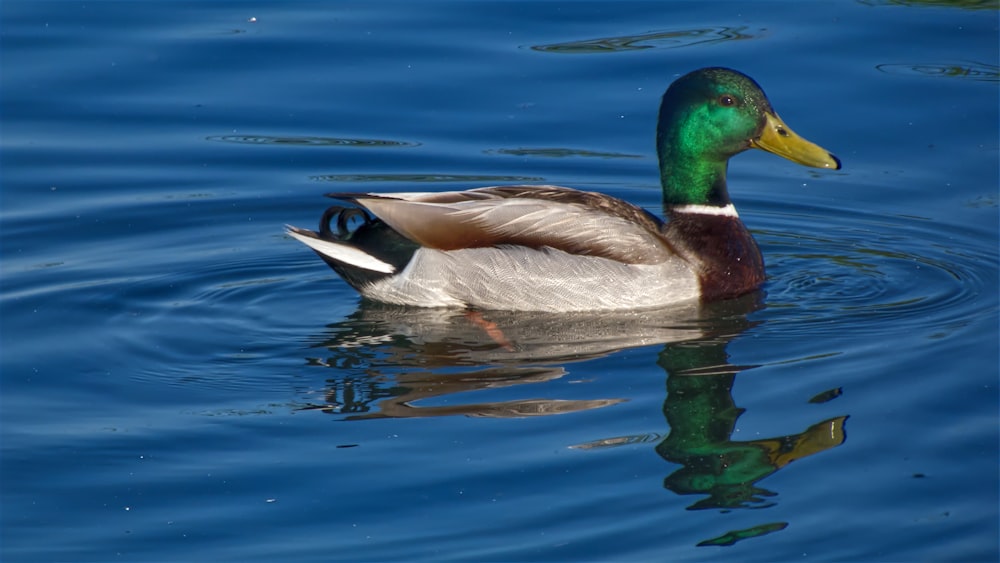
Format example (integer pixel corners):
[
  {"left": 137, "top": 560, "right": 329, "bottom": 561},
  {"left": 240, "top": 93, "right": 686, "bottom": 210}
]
[{"left": 286, "top": 228, "right": 395, "bottom": 274}]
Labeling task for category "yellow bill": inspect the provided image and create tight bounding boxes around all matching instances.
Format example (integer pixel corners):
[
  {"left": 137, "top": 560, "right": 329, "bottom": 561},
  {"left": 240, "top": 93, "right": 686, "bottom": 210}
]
[{"left": 750, "top": 112, "right": 842, "bottom": 170}]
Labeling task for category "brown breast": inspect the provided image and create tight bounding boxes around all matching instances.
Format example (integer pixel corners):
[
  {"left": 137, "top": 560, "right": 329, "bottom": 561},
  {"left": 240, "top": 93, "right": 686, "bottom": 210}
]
[{"left": 664, "top": 212, "right": 765, "bottom": 301}]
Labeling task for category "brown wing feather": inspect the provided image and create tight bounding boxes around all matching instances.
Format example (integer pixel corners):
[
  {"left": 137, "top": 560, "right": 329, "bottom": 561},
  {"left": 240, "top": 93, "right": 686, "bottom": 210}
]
[
  {"left": 328, "top": 186, "right": 679, "bottom": 265},
  {"left": 471, "top": 186, "right": 666, "bottom": 234}
]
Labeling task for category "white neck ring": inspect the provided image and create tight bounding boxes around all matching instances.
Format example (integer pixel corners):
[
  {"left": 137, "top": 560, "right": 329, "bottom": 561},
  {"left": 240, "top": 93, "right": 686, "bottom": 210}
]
[{"left": 672, "top": 203, "right": 739, "bottom": 218}]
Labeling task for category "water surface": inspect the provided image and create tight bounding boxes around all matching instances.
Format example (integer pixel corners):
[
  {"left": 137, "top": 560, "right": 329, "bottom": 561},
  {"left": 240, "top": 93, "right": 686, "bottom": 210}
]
[{"left": 2, "top": 1, "right": 998, "bottom": 561}]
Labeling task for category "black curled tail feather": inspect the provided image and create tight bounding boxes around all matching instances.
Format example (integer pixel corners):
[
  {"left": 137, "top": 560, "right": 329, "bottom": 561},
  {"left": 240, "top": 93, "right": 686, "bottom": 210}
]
[
  {"left": 310, "top": 203, "right": 420, "bottom": 288},
  {"left": 319, "top": 205, "right": 375, "bottom": 240}
]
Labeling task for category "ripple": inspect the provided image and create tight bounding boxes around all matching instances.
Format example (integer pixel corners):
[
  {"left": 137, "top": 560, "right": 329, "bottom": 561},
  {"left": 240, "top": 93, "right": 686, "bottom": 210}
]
[
  {"left": 570, "top": 432, "right": 663, "bottom": 450},
  {"left": 860, "top": 0, "right": 998, "bottom": 9},
  {"left": 205, "top": 134, "right": 419, "bottom": 148},
  {"left": 487, "top": 147, "right": 644, "bottom": 159},
  {"left": 103, "top": 253, "right": 307, "bottom": 394},
  {"left": 753, "top": 201, "right": 996, "bottom": 338},
  {"left": 875, "top": 61, "right": 999, "bottom": 82},
  {"left": 311, "top": 173, "right": 545, "bottom": 183},
  {"left": 697, "top": 522, "right": 789, "bottom": 547},
  {"left": 531, "top": 26, "right": 764, "bottom": 54}
]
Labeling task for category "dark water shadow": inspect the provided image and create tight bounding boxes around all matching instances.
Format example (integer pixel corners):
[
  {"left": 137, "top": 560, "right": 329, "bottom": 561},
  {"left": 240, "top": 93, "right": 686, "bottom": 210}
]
[
  {"left": 300, "top": 294, "right": 848, "bottom": 546},
  {"left": 530, "top": 26, "right": 764, "bottom": 54},
  {"left": 875, "top": 61, "right": 999, "bottom": 82},
  {"left": 206, "top": 134, "right": 419, "bottom": 148},
  {"left": 859, "top": 0, "right": 998, "bottom": 9}
]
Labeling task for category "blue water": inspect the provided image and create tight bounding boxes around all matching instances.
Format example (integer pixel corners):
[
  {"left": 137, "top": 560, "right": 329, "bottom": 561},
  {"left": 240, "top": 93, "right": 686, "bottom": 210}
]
[{"left": 2, "top": 1, "right": 998, "bottom": 561}]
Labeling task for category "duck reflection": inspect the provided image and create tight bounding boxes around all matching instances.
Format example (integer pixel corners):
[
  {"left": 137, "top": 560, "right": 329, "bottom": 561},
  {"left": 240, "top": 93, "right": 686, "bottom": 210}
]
[
  {"left": 302, "top": 298, "right": 716, "bottom": 419},
  {"left": 303, "top": 294, "right": 846, "bottom": 540}
]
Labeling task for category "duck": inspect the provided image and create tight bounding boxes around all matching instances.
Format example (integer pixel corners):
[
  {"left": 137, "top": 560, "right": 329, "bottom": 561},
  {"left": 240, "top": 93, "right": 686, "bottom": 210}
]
[{"left": 287, "top": 67, "right": 841, "bottom": 312}]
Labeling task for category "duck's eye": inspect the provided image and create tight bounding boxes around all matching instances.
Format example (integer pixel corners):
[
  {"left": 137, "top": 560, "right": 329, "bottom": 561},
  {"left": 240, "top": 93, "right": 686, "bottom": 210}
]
[{"left": 719, "top": 94, "right": 736, "bottom": 107}]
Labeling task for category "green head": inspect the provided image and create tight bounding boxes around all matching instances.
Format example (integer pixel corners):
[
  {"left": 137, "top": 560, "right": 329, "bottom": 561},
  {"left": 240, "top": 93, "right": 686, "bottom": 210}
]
[{"left": 656, "top": 67, "right": 841, "bottom": 207}]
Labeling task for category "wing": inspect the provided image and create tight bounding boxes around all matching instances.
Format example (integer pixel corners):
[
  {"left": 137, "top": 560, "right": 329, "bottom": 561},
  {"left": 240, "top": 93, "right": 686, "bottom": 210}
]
[{"left": 326, "top": 186, "right": 678, "bottom": 265}]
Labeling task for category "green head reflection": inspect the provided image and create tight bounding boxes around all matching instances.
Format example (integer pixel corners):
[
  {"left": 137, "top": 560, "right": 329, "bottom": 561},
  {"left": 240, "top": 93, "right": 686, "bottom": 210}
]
[{"left": 657, "top": 340, "right": 847, "bottom": 510}]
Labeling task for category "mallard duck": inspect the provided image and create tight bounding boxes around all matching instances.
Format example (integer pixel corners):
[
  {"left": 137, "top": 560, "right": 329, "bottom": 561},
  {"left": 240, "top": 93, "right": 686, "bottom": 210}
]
[{"left": 288, "top": 67, "right": 840, "bottom": 312}]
